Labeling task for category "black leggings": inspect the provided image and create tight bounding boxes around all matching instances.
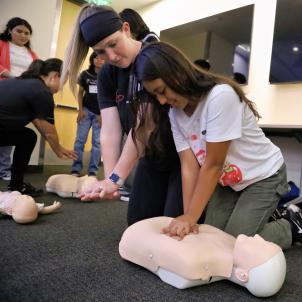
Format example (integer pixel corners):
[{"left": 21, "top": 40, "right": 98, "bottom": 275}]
[
  {"left": 0, "top": 127, "right": 37, "bottom": 187},
  {"left": 127, "top": 156, "right": 183, "bottom": 225}
]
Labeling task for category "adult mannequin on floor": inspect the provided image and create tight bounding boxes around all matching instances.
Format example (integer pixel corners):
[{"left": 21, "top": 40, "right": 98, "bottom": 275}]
[
  {"left": 61, "top": 4, "right": 183, "bottom": 225},
  {"left": 0, "top": 17, "right": 39, "bottom": 181},
  {"left": 0, "top": 59, "right": 77, "bottom": 196},
  {"left": 132, "top": 41, "right": 302, "bottom": 250},
  {"left": 0, "top": 191, "right": 61, "bottom": 224},
  {"left": 119, "top": 217, "right": 286, "bottom": 298}
]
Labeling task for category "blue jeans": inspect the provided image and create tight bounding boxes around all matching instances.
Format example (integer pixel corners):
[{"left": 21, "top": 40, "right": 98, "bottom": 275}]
[
  {"left": 72, "top": 108, "right": 101, "bottom": 175},
  {"left": 0, "top": 146, "right": 12, "bottom": 176}
]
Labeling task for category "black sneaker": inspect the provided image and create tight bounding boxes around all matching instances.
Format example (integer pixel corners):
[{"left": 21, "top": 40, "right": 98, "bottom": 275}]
[
  {"left": 270, "top": 207, "right": 286, "bottom": 222},
  {"left": 8, "top": 183, "right": 43, "bottom": 197},
  {"left": 71, "top": 171, "right": 80, "bottom": 177},
  {"left": 281, "top": 204, "right": 302, "bottom": 243}
]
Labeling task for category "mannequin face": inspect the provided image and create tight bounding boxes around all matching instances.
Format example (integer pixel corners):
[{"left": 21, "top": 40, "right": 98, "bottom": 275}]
[
  {"left": 12, "top": 195, "right": 38, "bottom": 224},
  {"left": 93, "top": 23, "right": 136, "bottom": 68},
  {"left": 233, "top": 234, "right": 281, "bottom": 275},
  {"left": 9, "top": 25, "right": 31, "bottom": 46}
]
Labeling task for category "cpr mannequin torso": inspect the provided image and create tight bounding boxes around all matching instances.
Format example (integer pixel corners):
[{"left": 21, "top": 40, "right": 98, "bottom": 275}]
[
  {"left": 119, "top": 217, "right": 286, "bottom": 297},
  {"left": 46, "top": 174, "right": 98, "bottom": 198}
]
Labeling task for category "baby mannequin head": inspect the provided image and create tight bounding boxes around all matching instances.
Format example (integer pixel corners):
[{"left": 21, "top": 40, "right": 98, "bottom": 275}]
[{"left": 11, "top": 195, "right": 38, "bottom": 224}]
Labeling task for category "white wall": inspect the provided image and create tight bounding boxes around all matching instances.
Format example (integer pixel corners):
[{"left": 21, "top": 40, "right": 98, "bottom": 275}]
[
  {"left": 0, "top": 0, "right": 62, "bottom": 165},
  {"left": 140, "top": 0, "right": 302, "bottom": 126},
  {"left": 140, "top": 0, "right": 302, "bottom": 186}
]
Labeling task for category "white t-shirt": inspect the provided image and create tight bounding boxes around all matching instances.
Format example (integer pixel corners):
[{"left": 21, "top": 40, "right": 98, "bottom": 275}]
[
  {"left": 169, "top": 84, "right": 284, "bottom": 191},
  {"left": 9, "top": 42, "right": 33, "bottom": 77}
]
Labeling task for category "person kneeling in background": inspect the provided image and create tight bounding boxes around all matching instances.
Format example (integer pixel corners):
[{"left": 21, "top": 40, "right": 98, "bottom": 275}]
[{"left": 0, "top": 58, "right": 77, "bottom": 196}]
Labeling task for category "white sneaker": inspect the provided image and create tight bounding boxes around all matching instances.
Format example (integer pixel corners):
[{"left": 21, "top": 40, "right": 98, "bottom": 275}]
[
  {"left": 119, "top": 187, "right": 130, "bottom": 202},
  {"left": 0, "top": 173, "right": 11, "bottom": 181}
]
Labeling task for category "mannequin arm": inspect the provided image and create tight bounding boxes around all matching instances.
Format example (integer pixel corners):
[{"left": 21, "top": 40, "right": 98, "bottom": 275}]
[{"left": 39, "top": 201, "right": 62, "bottom": 214}]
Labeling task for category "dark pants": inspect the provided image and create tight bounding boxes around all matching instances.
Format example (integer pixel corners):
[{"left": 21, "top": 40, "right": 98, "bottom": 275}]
[
  {"left": 127, "top": 156, "right": 183, "bottom": 225},
  {"left": 0, "top": 127, "right": 37, "bottom": 187},
  {"left": 204, "top": 163, "right": 292, "bottom": 249}
]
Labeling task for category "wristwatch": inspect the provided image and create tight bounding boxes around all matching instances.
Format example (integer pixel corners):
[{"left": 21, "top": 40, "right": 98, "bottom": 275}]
[{"left": 108, "top": 172, "right": 124, "bottom": 186}]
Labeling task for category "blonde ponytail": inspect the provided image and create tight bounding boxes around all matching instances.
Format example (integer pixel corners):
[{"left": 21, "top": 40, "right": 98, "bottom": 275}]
[{"left": 60, "top": 4, "right": 99, "bottom": 97}]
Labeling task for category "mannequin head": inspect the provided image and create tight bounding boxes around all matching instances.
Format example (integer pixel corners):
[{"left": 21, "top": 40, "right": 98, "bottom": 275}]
[
  {"left": 11, "top": 195, "right": 38, "bottom": 224},
  {"left": 231, "top": 234, "right": 286, "bottom": 297},
  {"left": 233, "top": 234, "right": 282, "bottom": 277}
]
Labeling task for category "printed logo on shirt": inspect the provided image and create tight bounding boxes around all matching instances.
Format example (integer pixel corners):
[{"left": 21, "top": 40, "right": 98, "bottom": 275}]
[
  {"left": 219, "top": 163, "right": 243, "bottom": 186},
  {"left": 116, "top": 91, "right": 124, "bottom": 103},
  {"left": 89, "top": 85, "right": 98, "bottom": 94},
  {"left": 190, "top": 134, "right": 206, "bottom": 165}
]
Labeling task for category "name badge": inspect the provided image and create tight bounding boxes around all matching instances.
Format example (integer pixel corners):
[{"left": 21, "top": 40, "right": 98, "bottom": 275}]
[{"left": 89, "top": 85, "right": 98, "bottom": 94}]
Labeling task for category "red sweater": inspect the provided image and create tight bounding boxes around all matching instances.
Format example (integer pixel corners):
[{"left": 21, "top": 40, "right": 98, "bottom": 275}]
[{"left": 0, "top": 40, "right": 38, "bottom": 80}]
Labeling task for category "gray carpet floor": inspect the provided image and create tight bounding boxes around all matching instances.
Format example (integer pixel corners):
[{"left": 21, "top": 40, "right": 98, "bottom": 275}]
[{"left": 0, "top": 166, "right": 302, "bottom": 302}]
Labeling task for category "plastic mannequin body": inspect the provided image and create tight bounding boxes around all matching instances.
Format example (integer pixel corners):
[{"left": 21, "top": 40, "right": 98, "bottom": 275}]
[
  {"left": 119, "top": 217, "right": 286, "bottom": 297},
  {"left": 46, "top": 174, "right": 98, "bottom": 198},
  {"left": 0, "top": 191, "right": 61, "bottom": 224}
]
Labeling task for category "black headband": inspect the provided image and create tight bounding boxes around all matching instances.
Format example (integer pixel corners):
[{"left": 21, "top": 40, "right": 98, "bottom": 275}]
[{"left": 80, "top": 9, "right": 123, "bottom": 47}]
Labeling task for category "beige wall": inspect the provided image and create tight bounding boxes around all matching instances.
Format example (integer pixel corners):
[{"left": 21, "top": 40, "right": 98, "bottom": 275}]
[
  {"left": 161, "top": 32, "right": 208, "bottom": 62},
  {"left": 140, "top": 0, "right": 302, "bottom": 126},
  {"left": 53, "top": 0, "right": 92, "bottom": 151}
]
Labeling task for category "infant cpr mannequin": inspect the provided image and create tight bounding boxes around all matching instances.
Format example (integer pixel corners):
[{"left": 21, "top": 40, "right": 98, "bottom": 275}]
[
  {"left": 46, "top": 174, "right": 98, "bottom": 198},
  {"left": 119, "top": 217, "right": 286, "bottom": 297},
  {"left": 0, "top": 191, "right": 61, "bottom": 224}
]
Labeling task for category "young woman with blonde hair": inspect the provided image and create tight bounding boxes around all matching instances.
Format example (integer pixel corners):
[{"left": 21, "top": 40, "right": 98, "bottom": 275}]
[{"left": 61, "top": 4, "right": 183, "bottom": 225}]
